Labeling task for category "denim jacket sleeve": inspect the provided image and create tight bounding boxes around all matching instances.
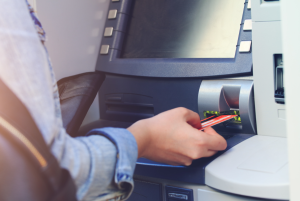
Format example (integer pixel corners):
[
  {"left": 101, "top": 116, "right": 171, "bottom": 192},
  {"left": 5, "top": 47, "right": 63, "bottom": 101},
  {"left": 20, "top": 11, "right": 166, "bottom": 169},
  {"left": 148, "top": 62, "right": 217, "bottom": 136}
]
[
  {"left": 58, "top": 128, "right": 138, "bottom": 201},
  {"left": 85, "top": 128, "right": 138, "bottom": 200},
  {"left": 0, "top": 1, "right": 138, "bottom": 200}
]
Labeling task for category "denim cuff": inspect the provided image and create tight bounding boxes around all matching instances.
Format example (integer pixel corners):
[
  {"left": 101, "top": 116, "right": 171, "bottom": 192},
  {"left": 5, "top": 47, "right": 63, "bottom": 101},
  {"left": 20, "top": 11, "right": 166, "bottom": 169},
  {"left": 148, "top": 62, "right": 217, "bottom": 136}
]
[{"left": 87, "top": 127, "right": 138, "bottom": 200}]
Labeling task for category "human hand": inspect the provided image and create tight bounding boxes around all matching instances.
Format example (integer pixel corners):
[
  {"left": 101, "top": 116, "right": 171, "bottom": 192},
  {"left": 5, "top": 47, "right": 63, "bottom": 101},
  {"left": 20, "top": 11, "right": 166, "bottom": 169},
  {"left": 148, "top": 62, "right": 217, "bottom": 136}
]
[{"left": 127, "top": 107, "right": 227, "bottom": 166}]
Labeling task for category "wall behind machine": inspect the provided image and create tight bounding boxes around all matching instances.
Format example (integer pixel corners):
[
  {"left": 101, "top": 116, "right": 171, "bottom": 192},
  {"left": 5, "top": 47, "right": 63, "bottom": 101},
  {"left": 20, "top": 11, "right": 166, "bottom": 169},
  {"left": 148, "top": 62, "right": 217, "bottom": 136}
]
[{"left": 36, "top": 0, "right": 110, "bottom": 125}]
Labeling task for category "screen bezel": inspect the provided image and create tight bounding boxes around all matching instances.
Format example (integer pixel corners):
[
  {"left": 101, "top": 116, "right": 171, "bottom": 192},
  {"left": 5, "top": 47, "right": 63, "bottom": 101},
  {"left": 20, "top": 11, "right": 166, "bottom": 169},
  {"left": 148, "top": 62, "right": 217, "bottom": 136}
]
[{"left": 95, "top": 0, "right": 252, "bottom": 78}]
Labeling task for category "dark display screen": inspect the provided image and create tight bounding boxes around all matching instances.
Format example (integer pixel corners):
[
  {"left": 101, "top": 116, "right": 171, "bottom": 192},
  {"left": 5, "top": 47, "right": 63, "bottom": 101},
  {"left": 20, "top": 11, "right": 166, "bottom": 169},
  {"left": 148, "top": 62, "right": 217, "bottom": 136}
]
[{"left": 121, "top": 0, "right": 244, "bottom": 59}]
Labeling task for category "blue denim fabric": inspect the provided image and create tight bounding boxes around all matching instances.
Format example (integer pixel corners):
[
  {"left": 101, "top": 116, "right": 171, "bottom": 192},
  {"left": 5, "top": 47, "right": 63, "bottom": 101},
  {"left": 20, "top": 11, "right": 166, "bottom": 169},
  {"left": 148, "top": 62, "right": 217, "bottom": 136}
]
[
  {"left": 0, "top": 1, "right": 138, "bottom": 200},
  {"left": 87, "top": 128, "right": 138, "bottom": 188},
  {"left": 25, "top": 0, "right": 46, "bottom": 43}
]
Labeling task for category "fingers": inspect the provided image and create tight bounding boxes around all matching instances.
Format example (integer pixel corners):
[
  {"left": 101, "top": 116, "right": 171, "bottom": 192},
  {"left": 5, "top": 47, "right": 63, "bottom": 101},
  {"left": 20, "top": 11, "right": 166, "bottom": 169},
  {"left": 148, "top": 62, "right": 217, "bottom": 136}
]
[
  {"left": 138, "top": 107, "right": 226, "bottom": 166},
  {"left": 176, "top": 150, "right": 216, "bottom": 166},
  {"left": 203, "top": 126, "right": 219, "bottom": 135},
  {"left": 203, "top": 149, "right": 218, "bottom": 158},
  {"left": 167, "top": 154, "right": 193, "bottom": 166},
  {"left": 201, "top": 129, "right": 227, "bottom": 151},
  {"left": 177, "top": 150, "right": 216, "bottom": 166},
  {"left": 147, "top": 151, "right": 194, "bottom": 166},
  {"left": 184, "top": 125, "right": 226, "bottom": 151},
  {"left": 173, "top": 125, "right": 225, "bottom": 160},
  {"left": 177, "top": 107, "right": 202, "bottom": 129},
  {"left": 179, "top": 109, "right": 226, "bottom": 151}
]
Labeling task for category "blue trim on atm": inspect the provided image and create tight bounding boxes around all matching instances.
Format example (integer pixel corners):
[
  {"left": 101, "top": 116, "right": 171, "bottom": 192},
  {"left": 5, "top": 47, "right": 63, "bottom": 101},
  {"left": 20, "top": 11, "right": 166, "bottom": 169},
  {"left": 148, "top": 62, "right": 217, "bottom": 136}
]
[
  {"left": 95, "top": 0, "right": 253, "bottom": 78},
  {"left": 134, "top": 134, "right": 254, "bottom": 184}
]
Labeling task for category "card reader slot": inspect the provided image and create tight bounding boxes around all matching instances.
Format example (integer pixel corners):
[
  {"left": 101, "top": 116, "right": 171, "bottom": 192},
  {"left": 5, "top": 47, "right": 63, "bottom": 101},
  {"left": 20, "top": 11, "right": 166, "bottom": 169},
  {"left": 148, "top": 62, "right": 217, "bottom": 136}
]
[
  {"left": 105, "top": 93, "right": 154, "bottom": 121},
  {"left": 198, "top": 80, "right": 256, "bottom": 134}
]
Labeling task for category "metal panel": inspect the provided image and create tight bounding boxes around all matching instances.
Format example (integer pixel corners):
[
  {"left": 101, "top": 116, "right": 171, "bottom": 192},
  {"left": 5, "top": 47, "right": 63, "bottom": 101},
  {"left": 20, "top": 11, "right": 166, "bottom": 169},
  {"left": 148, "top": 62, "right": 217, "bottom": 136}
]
[
  {"left": 281, "top": 0, "right": 300, "bottom": 200},
  {"left": 252, "top": 0, "right": 281, "bottom": 22},
  {"left": 252, "top": 21, "right": 286, "bottom": 137}
]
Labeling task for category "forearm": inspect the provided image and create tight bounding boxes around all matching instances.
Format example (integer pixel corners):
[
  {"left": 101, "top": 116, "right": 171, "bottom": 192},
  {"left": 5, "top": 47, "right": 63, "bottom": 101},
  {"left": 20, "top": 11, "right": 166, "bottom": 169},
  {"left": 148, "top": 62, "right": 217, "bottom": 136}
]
[{"left": 50, "top": 130, "right": 115, "bottom": 200}]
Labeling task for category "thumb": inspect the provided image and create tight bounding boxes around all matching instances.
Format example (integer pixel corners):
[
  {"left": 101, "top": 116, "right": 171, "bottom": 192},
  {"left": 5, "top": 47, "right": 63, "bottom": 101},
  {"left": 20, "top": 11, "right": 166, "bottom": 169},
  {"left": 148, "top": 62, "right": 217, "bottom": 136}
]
[{"left": 183, "top": 109, "right": 202, "bottom": 129}]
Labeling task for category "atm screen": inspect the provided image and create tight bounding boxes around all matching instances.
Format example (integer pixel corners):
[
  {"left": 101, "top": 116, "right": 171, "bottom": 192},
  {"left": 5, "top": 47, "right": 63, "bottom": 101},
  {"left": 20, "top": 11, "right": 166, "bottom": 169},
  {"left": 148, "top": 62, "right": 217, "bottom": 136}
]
[{"left": 121, "top": 0, "right": 244, "bottom": 59}]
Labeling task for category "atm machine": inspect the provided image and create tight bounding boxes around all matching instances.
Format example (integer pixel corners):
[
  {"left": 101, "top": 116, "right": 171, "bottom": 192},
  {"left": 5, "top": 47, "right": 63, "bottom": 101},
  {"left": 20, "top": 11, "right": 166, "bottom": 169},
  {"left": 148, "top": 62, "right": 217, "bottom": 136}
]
[{"left": 80, "top": 0, "right": 288, "bottom": 200}]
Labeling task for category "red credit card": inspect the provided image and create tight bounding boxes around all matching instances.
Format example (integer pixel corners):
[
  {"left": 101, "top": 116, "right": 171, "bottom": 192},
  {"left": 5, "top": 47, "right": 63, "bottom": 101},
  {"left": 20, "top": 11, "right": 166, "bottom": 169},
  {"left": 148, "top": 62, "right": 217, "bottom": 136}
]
[{"left": 199, "top": 115, "right": 237, "bottom": 130}]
